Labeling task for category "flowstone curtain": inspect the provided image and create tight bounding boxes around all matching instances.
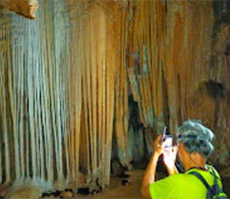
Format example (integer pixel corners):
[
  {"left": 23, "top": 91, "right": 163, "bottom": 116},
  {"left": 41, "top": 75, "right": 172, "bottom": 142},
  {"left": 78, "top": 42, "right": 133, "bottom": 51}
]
[
  {"left": 0, "top": 0, "right": 73, "bottom": 189},
  {"left": 0, "top": 0, "right": 117, "bottom": 191}
]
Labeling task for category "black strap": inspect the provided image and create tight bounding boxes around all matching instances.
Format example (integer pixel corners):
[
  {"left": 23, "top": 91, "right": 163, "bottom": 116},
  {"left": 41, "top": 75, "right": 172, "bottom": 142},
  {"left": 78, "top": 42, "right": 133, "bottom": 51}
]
[
  {"left": 189, "top": 171, "right": 211, "bottom": 190},
  {"left": 208, "top": 166, "right": 221, "bottom": 180},
  {"left": 189, "top": 171, "right": 227, "bottom": 199}
]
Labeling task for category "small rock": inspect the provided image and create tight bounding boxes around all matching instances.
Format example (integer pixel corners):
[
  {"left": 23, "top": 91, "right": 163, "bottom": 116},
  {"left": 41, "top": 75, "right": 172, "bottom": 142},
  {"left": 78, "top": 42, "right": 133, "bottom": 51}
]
[
  {"left": 77, "top": 187, "right": 90, "bottom": 195},
  {"left": 121, "top": 179, "right": 131, "bottom": 186},
  {"left": 73, "top": 192, "right": 79, "bottom": 198},
  {"left": 52, "top": 195, "right": 58, "bottom": 198},
  {"left": 60, "top": 191, "right": 73, "bottom": 198},
  {"left": 44, "top": 194, "right": 56, "bottom": 198}
]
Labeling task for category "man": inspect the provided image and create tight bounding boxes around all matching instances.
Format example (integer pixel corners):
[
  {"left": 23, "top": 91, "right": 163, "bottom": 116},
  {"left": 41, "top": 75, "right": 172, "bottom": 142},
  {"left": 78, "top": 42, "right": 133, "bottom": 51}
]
[{"left": 141, "top": 120, "right": 226, "bottom": 199}]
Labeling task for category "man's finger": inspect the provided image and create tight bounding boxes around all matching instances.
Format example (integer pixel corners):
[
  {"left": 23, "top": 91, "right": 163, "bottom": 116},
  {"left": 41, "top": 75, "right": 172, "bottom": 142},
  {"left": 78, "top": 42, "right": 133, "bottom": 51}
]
[
  {"left": 156, "top": 135, "right": 162, "bottom": 142},
  {"left": 172, "top": 146, "right": 178, "bottom": 152}
]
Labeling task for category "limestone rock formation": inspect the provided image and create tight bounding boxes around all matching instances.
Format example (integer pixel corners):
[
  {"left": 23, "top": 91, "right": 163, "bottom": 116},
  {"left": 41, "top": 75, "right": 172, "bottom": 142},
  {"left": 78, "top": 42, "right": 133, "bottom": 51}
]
[
  {"left": 60, "top": 191, "right": 73, "bottom": 198},
  {"left": 5, "top": 183, "right": 42, "bottom": 199},
  {"left": 1, "top": 0, "right": 39, "bottom": 19},
  {"left": 0, "top": 0, "right": 229, "bottom": 193},
  {"left": 0, "top": 184, "right": 10, "bottom": 198}
]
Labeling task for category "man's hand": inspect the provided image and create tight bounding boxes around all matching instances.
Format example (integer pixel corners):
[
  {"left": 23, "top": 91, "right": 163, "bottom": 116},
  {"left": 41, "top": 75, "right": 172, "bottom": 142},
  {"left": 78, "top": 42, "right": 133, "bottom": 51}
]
[{"left": 153, "top": 135, "right": 163, "bottom": 157}]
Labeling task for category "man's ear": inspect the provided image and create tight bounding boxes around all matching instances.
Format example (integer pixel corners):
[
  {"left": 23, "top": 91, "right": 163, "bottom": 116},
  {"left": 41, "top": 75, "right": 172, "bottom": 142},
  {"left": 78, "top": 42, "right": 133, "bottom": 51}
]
[
  {"left": 180, "top": 142, "right": 185, "bottom": 150},
  {"left": 178, "top": 141, "right": 183, "bottom": 148},
  {"left": 179, "top": 142, "right": 188, "bottom": 155}
]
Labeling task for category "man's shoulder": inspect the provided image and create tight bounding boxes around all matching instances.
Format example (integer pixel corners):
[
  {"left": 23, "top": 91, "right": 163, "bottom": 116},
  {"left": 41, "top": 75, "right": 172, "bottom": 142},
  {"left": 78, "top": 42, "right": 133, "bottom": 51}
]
[
  {"left": 155, "top": 173, "right": 191, "bottom": 185},
  {"left": 149, "top": 173, "right": 199, "bottom": 199}
]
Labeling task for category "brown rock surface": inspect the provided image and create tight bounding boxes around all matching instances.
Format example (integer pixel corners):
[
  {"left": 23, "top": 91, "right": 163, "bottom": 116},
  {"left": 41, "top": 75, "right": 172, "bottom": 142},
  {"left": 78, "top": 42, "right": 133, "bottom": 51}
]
[
  {"left": 5, "top": 184, "right": 42, "bottom": 199},
  {"left": 0, "top": 184, "right": 10, "bottom": 198},
  {"left": 221, "top": 167, "right": 230, "bottom": 177},
  {"left": 60, "top": 191, "right": 73, "bottom": 198},
  {"left": 1, "top": 0, "right": 39, "bottom": 19}
]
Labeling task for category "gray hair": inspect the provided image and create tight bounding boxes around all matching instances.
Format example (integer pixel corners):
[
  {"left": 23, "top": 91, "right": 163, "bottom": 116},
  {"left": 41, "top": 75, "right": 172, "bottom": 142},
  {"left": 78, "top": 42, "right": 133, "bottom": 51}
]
[{"left": 177, "top": 120, "right": 214, "bottom": 158}]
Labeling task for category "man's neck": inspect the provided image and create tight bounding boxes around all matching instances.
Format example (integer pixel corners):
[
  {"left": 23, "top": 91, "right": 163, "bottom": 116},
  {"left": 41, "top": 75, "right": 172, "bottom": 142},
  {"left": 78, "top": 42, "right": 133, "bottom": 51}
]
[{"left": 184, "top": 153, "right": 206, "bottom": 171}]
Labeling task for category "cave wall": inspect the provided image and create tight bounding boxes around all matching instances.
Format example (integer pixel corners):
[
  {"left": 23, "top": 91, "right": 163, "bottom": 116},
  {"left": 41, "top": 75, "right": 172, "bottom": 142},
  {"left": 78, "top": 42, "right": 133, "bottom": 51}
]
[
  {"left": 0, "top": 0, "right": 230, "bottom": 192},
  {"left": 126, "top": 0, "right": 230, "bottom": 166}
]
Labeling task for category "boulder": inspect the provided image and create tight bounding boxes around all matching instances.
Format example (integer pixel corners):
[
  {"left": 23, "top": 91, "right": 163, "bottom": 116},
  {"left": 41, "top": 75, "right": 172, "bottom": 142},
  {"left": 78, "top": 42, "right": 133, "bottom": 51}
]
[
  {"left": 0, "top": 184, "right": 10, "bottom": 198},
  {"left": 5, "top": 184, "right": 42, "bottom": 199},
  {"left": 60, "top": 191, "right": 73, "bottom": 198},
  {"left": 1, "top": 0, "right": 39, "bottom": 19}
]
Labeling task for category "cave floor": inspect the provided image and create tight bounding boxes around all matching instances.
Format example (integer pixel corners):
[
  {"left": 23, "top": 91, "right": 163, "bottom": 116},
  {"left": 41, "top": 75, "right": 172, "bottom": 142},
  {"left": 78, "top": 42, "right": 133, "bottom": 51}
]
[
  {"left": 41, "top": 169, "right": 230, "bottom": 198},
  {"left": 77, "top": 170, "right": 144, "bottom": 198},
  {"left": 76, "top": 171, "right": 230, "bottom": 199},
  {"left": 41, "top": 170, "right": 144, "bottom": 199}
]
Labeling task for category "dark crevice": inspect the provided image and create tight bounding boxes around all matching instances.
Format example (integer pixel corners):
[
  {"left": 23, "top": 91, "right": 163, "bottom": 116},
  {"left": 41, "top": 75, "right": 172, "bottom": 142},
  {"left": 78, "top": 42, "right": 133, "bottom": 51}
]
[
  {"left": 162, "top": 65, "right": 170, "bottom": 129},
  {"left": 210, "top": 0, "right": 228, "bottom": 71},
  {"left": 77, "top": 187, "right": 90, "bottom": 195},
  {"left": 222, "top": 177, "right": 230, "bottom": 196},
  {"left": 224, "top": 42, "right": 230, "bottom": 56},
  {"left": 205, "top": 80, "right": 225, "bottom": 99},
  {"left": 121, "top": 179, "right": 131, "bottom": 186},
  {"left": 205, "top": 80, "right": 224, "bottom": 129},
  {"left": 42, "top": 190, "right": 62, "bottom": 197},
  {"left": 221, "top": 1, "right": 230, "bottom": 24}
]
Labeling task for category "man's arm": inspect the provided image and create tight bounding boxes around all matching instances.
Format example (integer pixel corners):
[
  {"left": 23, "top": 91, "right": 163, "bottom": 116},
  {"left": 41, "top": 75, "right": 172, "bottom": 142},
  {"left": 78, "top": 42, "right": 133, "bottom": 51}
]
[
  {"left": 141, "top": 152, "right": 160, "bottom": 198},
  {"left": 141, "top": 136, "right": 162, "bottom": 198}
]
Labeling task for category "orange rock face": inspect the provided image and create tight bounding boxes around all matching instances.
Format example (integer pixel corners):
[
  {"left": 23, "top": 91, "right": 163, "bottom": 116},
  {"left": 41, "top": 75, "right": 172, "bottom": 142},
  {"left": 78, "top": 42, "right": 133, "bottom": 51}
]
[
  {"left": 125, "top": 0, "right": 230, "bottom": 166},
  {"left": 1, "top": 0, "right": 39, "bottom": 19}
]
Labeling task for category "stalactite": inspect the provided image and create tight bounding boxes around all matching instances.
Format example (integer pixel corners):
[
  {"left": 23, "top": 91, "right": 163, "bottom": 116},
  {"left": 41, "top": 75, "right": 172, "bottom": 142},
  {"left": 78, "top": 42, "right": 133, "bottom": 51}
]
[
  {"left": 127, "top": 1, "right": 158, "bottom": 131},
  {"left": 113, "top": 3, "right": 130, "bottom": 168},
  {"left": 0, "top": 0, "right": 72, "bottom": 188},
  {"left": 1, "top": 1, "right": 133, "bottom": 189},
  {"left": 79, "top": 3, "right": 117, "bottom": 188},
  {"left": 0, "top": 7, "right": 12, "bottom": 184}
]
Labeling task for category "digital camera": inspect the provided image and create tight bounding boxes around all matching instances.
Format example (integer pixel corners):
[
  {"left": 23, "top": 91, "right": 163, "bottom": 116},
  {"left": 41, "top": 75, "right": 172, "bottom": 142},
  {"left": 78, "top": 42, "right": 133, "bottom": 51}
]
[{"left": 162, "top": 127, "right": 173, "bottom": 148}]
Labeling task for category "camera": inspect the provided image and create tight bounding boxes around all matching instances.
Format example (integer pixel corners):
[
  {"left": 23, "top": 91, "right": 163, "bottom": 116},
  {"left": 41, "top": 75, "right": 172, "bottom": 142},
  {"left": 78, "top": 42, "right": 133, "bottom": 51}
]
[{"left": 162, "top": 127, "right": 173, "bottom": 149}]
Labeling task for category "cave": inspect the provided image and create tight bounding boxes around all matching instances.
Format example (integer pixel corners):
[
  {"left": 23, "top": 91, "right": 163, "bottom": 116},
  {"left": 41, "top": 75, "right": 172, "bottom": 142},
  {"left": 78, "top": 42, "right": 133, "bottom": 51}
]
[{"left": 0, "top": 0, "right": 230, "bottom": 198}]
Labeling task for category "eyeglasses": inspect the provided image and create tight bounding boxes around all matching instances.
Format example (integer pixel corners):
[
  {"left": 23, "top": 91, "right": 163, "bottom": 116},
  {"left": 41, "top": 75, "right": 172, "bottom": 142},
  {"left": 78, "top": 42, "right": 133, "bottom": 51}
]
[{"left": 177, "top": 134, "right": 199, "bottom": 139}]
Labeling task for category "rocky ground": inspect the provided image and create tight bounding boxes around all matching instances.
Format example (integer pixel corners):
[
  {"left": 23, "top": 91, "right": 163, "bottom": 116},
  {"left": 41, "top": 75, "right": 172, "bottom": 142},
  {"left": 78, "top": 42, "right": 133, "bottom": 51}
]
[
  {"left": 1, "top": 168, "right": 229, "bottom": 199},
  {"left": 39, "top": 168, "right": 230, "bottom": 198},
  {"left": 41, "top": 170, "right": 146, "bottom": 199}
]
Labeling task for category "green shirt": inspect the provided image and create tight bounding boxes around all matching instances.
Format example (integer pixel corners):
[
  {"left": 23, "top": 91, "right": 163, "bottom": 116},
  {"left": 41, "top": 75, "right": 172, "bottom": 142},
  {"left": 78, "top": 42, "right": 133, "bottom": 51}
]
[{"left": 149, "top": 165, "right": 223, "bottom": 199}]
